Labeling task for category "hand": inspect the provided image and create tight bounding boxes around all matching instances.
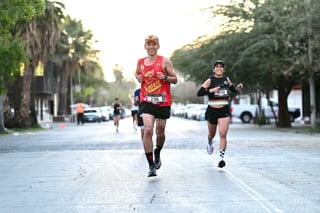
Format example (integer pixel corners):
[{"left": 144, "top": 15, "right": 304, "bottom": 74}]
[
  {"left": 135, "top": 74, "right": 142, "bottom": 83},
  {"left": 156, "top": 72, "right": 166, "bottom": 80},
  {"left": 236, "top": 83, "right": 243, "bottom": 90},
  {"left": 209, "top": 86, "right": 220, "bottom": 93}
]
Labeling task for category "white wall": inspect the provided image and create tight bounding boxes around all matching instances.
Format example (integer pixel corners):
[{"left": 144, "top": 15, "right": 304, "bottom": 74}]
[{"left": 270, "top": 89, "right": 302, "bottom": 120}]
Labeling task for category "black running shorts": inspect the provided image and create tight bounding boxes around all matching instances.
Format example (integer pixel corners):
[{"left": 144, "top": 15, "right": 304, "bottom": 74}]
[
  {"left": 205, "top": 105, "right": 231, "bottom": 124},
  {"left": 140, "top": 102, "right": 171, "bottom": 119},
  {"left": 131, "top": 110, "right": 138, "bottom": 117},
  {"left": 137, "top": 115, "right": 143, "bottom": 127}
]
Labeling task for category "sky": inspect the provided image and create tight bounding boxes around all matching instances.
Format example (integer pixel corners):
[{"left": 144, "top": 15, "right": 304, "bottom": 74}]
[{"left": 60, "top": 0, "right": 226, "bottom": 82}]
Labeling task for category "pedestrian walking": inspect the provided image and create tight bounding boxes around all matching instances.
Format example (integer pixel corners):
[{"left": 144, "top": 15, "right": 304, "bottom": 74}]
[
  {"left": 135, "top": 35, "right": 178, "bottom": 177},
  {"left": 112, "top": 98, "right": 122, "bottom": 133},
  {"left": 197, "top": 60, "right": 243, "bottom": 168},
  {"left": 76, "top": 100, "right": 85, "bottom": 125}
]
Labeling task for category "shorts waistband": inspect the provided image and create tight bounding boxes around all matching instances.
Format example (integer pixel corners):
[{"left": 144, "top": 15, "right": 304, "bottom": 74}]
[{"left": 208, "top": 100, "right": 228, "bottom": 106}]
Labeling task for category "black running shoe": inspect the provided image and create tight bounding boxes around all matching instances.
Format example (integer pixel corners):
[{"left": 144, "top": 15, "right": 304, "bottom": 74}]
[
  {"left": 148, "top": 165, "right": 157, "bottom": 177},
  {"left": 218, "top": 160, "right": 226, "bottom": 168},
  {"left": 154, "top": 149, "right": 161, "bottom": 169}
]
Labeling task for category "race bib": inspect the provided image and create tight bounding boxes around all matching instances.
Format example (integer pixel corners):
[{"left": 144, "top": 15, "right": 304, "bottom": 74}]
[
  {"left": 147, "top": 94, "right": 165, "bottom": 104},
  {"left": 214, "top": 89, "right": 228, "bottom": 97}
]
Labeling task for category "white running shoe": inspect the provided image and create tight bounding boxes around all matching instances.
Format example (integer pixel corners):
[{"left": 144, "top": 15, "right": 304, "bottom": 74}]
[{"left": 207, "top": 143, "right": 214, "bottom": 155}]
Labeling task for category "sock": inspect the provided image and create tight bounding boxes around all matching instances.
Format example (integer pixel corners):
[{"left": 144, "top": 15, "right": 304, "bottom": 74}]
[
  {"left": 208, "top": 140, "right": 213, "bottom": 145},
  {"left": 155, "top": 145, "right": 163, "bottom": 154},
  {"left": 219, "top": 149, "right": 225, "bottom": 159},
  {"left": 145, "top": 152, "right": 154, "bottom": 166}
]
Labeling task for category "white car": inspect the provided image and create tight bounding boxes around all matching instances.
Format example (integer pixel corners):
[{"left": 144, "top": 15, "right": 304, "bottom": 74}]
[
  {"left": 83, "top": 107, "right": 102, "bottom": 123},
  {"left": 232, "top": 98, "right": 301, "bottom": 123},
  {"left": 99, "top": 106, "right": 112, "bottom": 121},
  {"left": 194, "top": 104, "right": 207, "bottom": 121},
  {"left": 184, "top": 104, "right": 197, "bottom": 119}
]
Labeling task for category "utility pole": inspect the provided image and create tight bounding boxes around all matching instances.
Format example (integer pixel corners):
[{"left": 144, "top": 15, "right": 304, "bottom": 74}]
[
  {"left": 305, "top": 0, "right": 316, "bottom": 128},
  {"left": 0, "top": 95, "right": 4, "bottom": 133}
]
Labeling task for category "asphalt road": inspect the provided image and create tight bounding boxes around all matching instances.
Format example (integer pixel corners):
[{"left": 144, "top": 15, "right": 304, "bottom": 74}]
[{"left": 0, "top": 117, "right": 319, "bottom": 213}]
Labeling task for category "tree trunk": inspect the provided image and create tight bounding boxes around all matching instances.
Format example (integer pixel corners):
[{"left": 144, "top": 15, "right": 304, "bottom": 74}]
[
  {"left": 58, "top": 62, "right": 71, "bottom": 115},
  {"left": 15, "top": 65, "right": 34, "bottom": 128},
  {"left": 277, "top": 89, "right": 291, "bottom": 128}
]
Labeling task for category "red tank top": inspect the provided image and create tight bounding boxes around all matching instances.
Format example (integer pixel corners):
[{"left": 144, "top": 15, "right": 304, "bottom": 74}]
[{"left": 138, "top": 55, "right": 172, "bottom": 106}]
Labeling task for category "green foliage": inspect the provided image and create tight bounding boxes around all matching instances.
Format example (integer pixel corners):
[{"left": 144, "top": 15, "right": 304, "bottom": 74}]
[
  {"left": 172, "top": 0, "right": 320, "bottom": 92},
  {"left": 171, "top": 0, "right": 320, "bottom": 127},
  {"left": 94, "top": 65, "right": 137, "bottom": 107},
  {"left": 51, "top": 14, "right": 104, "bottom": 114},
  {"left": 0, "top": 38, "right": 27, "bottom": 94},
  {"left": 171, "top": 39, "right": 214, "bottom": 85},
  {"left": 0, "top": 0, "right": 45, "bottom": 95},
  {"left": 0, "top": 0, "right": 45, "bottom": 36},
  {"left": 107, "top": 80, "right": 137, "bottom": 108},
  {"left": 75, "top": 60, "right": 108, "bottom": 106}
]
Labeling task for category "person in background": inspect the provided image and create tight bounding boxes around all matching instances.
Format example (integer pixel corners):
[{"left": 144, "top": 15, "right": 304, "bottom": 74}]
[
  {"left": 135, "top": 35, "right": 178, "bottom": 177},
  {"left": 131, "top": 90, "right": 139, "bottom": 131},
  {"left": 134, "top": 88, "right": 144, "bottom": 140},
  {"left": 112, "top": 98, "right": 122, "bottom": 133},
  {"left": 197, "top": 60, "right": 243, "bottom": 168},
  {"left": 76, "top": 100, "right": 85, "bottom": 125}
]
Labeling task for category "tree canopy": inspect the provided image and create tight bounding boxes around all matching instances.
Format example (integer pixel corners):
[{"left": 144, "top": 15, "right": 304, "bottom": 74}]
[
  {"left": 171, "top": 0, "right": 320, "bottom": 127},
  {"left": 0, "top": 0, "right": 45, "bottom": 94},
  {"left": 0, "top": 1, "right": 120, "bottom": 131}
]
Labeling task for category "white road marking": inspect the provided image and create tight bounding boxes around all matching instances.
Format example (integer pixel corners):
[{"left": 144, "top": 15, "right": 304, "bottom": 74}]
[{"left": 224, "top": 169, "right": 283, "bottom": 213}]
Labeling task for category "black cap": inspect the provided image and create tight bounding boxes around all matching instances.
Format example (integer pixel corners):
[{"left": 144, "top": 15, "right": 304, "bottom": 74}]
[{"left": 213, "top": 60, "right": 225, "bottom": 68}]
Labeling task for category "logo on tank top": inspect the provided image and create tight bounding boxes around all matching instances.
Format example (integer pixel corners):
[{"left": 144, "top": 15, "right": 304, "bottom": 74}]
[
  {"left": 146, "top": 80, "right": 161, "bottom": 93},
  {"left": 144, "top": 69, "right": 154, "bottom": 78}
]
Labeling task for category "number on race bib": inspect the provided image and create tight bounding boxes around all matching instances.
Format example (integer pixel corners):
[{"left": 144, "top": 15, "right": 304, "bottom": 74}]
[
  {"left": 147, "top": 94, "right": 165, "bottom": 104},
  {"left": 214, "top": 89, "right": 228, "bottom": 97}
]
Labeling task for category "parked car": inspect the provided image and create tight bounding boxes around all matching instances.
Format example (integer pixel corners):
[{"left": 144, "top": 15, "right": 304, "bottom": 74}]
[
  {"left": 184, "top": 104, "right": 197, "bottom": 119},
  {"left": 106, "top": 106, "right": 113, "bottom": 120},
  {"left": 195, "top": 104, "right": 207, "bottom": 121},
  {"left": 231, "top": 98, "right": 301, "bottom": 123},
  {"left": 99, "top": 106, "right": 111, "bottom": 121},
  {"left": 120, "top": 107, "right": 131, "bottom": 119},
  {"left": 261, "top": 98, "right": 300, "bottom": 122},
  {"left": 83, "top": 107, "right": 102, "bottom": 123},
  {"left": 172, "top": 105, "right": 185, "bottom": 117}
]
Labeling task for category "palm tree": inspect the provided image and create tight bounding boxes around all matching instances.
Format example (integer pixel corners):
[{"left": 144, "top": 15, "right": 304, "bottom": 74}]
[
  {"left": 53, "top": 16, "right": 99, "bottom": 115},
  {"left": 0, "top": 0, "right": 43, "bottom": 132},
  {"left": 13, "top": 0, "right": 63, "bottom": 128}
]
